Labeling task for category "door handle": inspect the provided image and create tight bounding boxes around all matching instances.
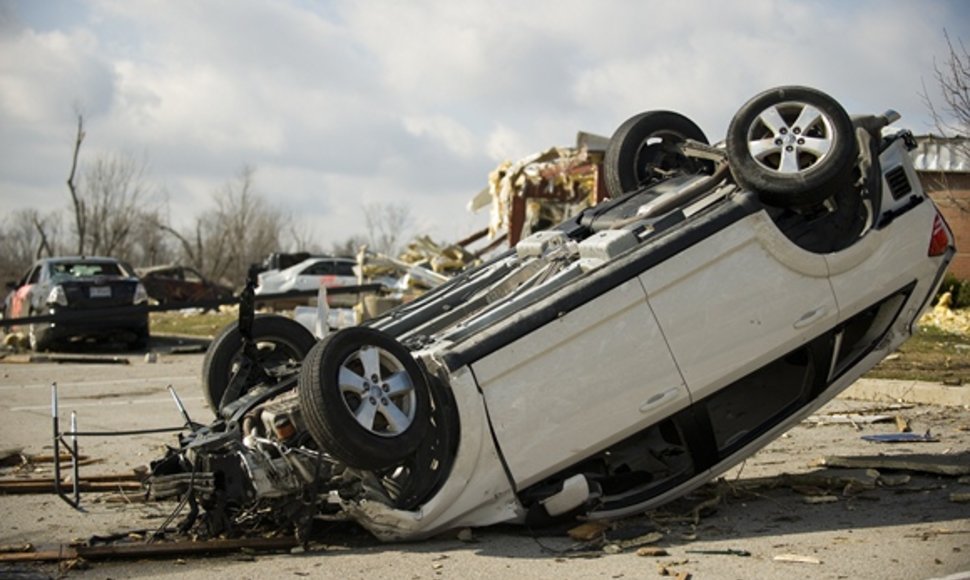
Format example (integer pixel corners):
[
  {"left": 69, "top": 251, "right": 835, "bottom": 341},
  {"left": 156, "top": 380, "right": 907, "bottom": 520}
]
[
  {"left": 640, "top": 386, "right": 682, "bottom": 413},
  {"left": 794, "top": 307, "right": 828, "bottom": 329}
]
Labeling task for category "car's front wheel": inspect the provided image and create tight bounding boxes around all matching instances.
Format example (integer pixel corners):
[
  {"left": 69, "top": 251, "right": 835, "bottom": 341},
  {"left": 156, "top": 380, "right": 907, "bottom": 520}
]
[
  {"left": 298, "top": 327, "right": 431, "bottom": 470},
  {"left": 726, "top": 85, "right": 857, "bottom": 208}
]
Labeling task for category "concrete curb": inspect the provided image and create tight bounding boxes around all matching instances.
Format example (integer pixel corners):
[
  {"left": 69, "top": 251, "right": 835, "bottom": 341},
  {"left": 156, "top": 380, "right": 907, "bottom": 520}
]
[{"left": 841, "top": 378, "right": 970, "bottom": 407}]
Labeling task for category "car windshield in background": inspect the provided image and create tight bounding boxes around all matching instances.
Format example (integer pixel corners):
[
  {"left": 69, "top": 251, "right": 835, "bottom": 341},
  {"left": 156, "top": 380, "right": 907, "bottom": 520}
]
[{"left": 49, "top": 262, "right": 126, "bottom": 279}]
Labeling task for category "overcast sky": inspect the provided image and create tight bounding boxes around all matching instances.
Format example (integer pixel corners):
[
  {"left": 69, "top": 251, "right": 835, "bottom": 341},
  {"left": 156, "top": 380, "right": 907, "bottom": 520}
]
[{"left": 1, "top": 0, "right": 968, "bottom": 251}]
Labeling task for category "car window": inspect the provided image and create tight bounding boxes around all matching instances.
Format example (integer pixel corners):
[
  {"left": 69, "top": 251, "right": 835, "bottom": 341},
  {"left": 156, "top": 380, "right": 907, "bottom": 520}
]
[
  {"left": 301, "top": 262, "right": 334, "bottom": 276},
  {"left": 49, "top": 262, "right": 124, "bottom": 280},
  {"left": 334, "top": 262, "right": 355, "bottom": 277},
  {"left": 25, "top": 266, "right": 40, "bottom": 285},
  {"left": 184, "top": 269, "right": 204, "bottom": 283}
]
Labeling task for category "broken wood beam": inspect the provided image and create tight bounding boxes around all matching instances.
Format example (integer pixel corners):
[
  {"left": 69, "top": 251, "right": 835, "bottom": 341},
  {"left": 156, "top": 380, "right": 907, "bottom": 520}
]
[
  {"left": 0, "top": 536, "right": 299, "bottom": 562},
  {"left": 0, "top": 475, "right": 143, "bottom": 494},
  {"left": 817, "top": 453, "right": 970, "bottom": 476}
]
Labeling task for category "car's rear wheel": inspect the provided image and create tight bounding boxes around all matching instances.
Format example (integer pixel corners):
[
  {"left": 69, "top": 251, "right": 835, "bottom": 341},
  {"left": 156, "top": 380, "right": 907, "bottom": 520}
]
[
  {"left": 298, "top": 327, "right": 430, "bottom": 470},
  {"left": 201, "top": 314, "right": 316, "bottom": 411},
  {"left": 28, "top": 322, "right": 52, "bottom": 352},
  {"left": 605, "top": 111, "right": 711, "bottom": 198},
  {"left": 726, "top": 86, "right": 856, "bottom": 208}
]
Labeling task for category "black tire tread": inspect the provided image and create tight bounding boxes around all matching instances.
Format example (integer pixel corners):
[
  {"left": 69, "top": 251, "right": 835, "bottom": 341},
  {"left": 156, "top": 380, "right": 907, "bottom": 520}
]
[
  {"left": 604, "top": 110, "right": 710, "bottom": 198},
  {"left": 298, "top": 327, "right": 430, "bottom": 470},
  {"left": 201, "top": 314, "right": 316, "bottom": 410},
  {"left": 726, "top": 86, "right": 856, "bottom": 208}
]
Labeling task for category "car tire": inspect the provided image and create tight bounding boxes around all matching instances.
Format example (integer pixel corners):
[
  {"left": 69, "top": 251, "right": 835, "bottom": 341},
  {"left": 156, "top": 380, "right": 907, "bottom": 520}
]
[
  {"left": 201, "top": 314, "right": 316, "bottom": 411},
  {"left": 726, "top": 86, "right": 856, "bottom": 208},
  {"left": 604, "top": 111, "right": 711, "bottom": 198},
  {"left": 298, "top": 327, "right": 431, "bottom": 471},
  {"left": 129, "top": 330, "right": 150, "bottom": 351},
  {"left": 27, "top": 309, "right": 53, "bottom": 352},
  {"left": 28, "top": 322, "right": 52, "bottom": 352}
]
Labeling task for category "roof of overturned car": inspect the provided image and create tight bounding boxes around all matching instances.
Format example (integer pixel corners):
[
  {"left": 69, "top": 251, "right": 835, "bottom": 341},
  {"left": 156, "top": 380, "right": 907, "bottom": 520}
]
[{"left": 149, "top": 85, "right": 955, "bottom": 543}]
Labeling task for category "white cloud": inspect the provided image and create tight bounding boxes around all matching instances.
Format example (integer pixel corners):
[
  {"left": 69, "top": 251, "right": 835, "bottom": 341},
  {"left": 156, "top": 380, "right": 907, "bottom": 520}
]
[{"left": 403, "top": 115, "right": 477, "bottom": 159}]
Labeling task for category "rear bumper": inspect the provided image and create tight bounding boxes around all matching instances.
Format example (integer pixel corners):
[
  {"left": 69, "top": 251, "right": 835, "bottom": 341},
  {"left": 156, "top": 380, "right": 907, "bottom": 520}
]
[{"left": 40, "top": 307, "right": 149, "bottom": 341}]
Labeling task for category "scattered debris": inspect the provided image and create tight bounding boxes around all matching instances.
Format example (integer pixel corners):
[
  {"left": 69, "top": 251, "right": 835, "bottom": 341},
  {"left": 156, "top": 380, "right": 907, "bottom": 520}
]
[
  {"left": 805, "top": 413, "right": 894, "bottom": 427},
  {"left": 950, "top": 492, "right": 970, "bottom": 503},
  {"left": 610, "top": 531, "right": 664, "bottom": 551},
  {"left": 861, "top": 431, "right": 938, "bottom": 443},
  {"left": 895, "top": 415, "right": 912, "bottom": 433},
  {"left": 817, "top": 453, "right": 970, "bottom": 476},
  {"left": 0, "top": 536, "right": 298, "bottom": 563},
  {"left": 878, "top": 473, "right": 912, "bottom": 487},
  {"left": 167, "top": 344, "right": 207, "bottom": 355},
  {"left": 636, "top": 547, "right": 669, "bottom": 557},
  {"left": 920, "top": 291, "right": 970, "bottom": 335},
  {"left": 685, "top": 548, "right": 751, "bottom": 557},
  {"left": 456, "top": 528, "right": 476, "bottom": 543},
  {"left": 802, "top": 495, "right": 839, "bottom": 504},
  {"left": 0, "top": 472, "right": 144, "bottom": 495},
  {"left": 0, "top": 448, "right": 24, "bottom": 467},
  {"left": 4, "top": 354, "right": 132, "bottom": 365},
  {"left": 773, "top": 553, "right": 822, "bottom": 565},
  {"left": 567, "top": 522, "right": 609, "bottom": 542}
]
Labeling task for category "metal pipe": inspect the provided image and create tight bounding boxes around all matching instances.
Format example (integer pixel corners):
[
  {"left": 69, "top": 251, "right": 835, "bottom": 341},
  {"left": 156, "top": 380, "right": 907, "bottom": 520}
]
[
  {"left": 168, "top": 385, "right": 196, "bottom": 431},
  {"left": 51, "top": 383, "right": 61, "bottom": 502},
  {"left": 71, "top": 411, "right": 79, "bottom": 506}
]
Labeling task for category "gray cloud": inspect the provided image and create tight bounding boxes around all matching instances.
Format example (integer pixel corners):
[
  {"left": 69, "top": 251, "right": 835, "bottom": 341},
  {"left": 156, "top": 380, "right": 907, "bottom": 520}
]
[{"left": 1, "top": 0, "right": 968, "bottom": 248}]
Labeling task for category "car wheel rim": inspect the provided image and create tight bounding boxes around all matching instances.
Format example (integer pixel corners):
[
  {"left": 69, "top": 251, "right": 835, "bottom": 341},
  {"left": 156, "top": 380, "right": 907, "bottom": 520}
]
[
  {"left": 337, "top": 345, "right": 416, "bottom": 437},
  {"left": 634, "top": 131, "right": 688, "bottom": 182},
  {"left": 745, "top": 101, "right": 835, "bottom": 175},
  {"left": 230, "top": 340, "right": 304, "bottom": 375}
]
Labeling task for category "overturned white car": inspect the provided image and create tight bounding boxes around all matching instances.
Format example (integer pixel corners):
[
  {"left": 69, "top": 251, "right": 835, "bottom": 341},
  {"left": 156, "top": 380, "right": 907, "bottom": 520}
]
[{"left": 151, "top": 86, "right": 954, "bottom": 542}]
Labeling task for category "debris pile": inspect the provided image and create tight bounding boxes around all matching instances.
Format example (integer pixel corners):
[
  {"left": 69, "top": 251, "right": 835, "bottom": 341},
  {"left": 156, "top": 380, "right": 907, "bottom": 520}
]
[
  {"left": 468, "top": 137, "right": 610, "bottom": 247},
  {"left": 919, "top": 291, "right": 970, "bottom": 335}
]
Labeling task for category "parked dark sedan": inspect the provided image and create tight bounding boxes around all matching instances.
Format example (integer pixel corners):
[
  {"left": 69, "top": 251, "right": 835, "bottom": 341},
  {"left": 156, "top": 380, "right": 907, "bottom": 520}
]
[
  {"left": 136, "top": 264, "right": 234, "bottom": 306},
  {"left": 4, "top": 257, "right": 150, "bottom": 351}
]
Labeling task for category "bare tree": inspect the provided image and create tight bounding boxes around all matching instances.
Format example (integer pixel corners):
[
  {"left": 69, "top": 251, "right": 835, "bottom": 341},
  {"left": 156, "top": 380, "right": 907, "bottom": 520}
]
[
  {"left": 331, "top": 234, "right": 370, "bottom": 258},
  {"left": 66, "top": 113, "right": 86, "bottom": 255},
  {"left": 64, "top": 112, "right": 162, "bottom": 261},
  {"left": 363, "top": 202, "right": 413, "bottom": 256},
  {"left": 923, "top": 30, "right": 970, "bottom": 142},
  {"left": 0, "top": 209, "right": 64, "bottom": 283},
  {"left": 921, "top": 30, "right": 970, "bottom": 213},
  {"left": 161, "top": 166, "right": 287, "bottom": 286},
  {"left": 80, "top": 152, "right": 156, "bottom": 259}
]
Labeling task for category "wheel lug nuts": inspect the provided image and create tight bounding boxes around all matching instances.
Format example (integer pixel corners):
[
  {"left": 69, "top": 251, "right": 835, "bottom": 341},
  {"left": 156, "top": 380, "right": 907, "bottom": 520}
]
[
  {"left": 785, "top": 145, "right": 794, "bottom": 152},
  {"left": 774, "top": 139, "right": 783, "bottom": 146},
  {"left": 779, "top": 128, "right": 788, "bottom": 135},
  {"left": 369, "top": 397, "right": 377, "bottom": 405},
  {"left": 371, "top": 374, "right": 379, "bottom": 382},
  {"left": 797, "top": 138, "right": 805, "bottom": 145},
  {"left": 793, "top": 127, "right": 801, "bottom": 135},
  {"left": 381, "top": 398, "right": 389, "bottom": 406},
  {"left": 382, "top": 384, "right": 389, "bottom": 392}
]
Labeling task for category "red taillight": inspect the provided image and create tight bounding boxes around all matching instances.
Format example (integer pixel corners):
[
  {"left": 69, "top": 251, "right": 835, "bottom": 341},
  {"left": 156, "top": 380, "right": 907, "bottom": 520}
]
[{"left": 928, "top": 213, "right": 952, "bottom": 257}]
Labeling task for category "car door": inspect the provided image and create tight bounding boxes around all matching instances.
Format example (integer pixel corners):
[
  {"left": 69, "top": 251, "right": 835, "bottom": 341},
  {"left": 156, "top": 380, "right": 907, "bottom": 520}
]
[
  {"left": 470, "top": 278, "right": 689, "bottom": 489},
  {"left": 295, "top": 261, "right": 334, "bottom": 291},
  {"left": 641, "top": 212, "right": 838, "bottom": 402}
]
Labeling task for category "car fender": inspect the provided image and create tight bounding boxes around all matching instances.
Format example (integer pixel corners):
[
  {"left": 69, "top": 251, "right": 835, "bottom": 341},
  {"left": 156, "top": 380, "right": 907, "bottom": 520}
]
[{"left": 344, "top": 364, "right": 523, "bottom": 541}]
